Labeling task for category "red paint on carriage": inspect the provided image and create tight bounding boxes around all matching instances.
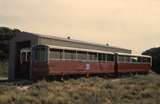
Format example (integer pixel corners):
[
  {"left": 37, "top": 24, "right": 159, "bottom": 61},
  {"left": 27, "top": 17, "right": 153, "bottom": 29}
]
[
  {"left": 32, "top": 62, "right": 49, "bottom": 78},
  {"left": 117, "top": 63, "right": 151, "bottom": 73},
  {"left": 32, "top": 60, "right": 115, "bottom": 78},
  {"left": 48, "top": 60, "right": 114, "bottom": 75}
]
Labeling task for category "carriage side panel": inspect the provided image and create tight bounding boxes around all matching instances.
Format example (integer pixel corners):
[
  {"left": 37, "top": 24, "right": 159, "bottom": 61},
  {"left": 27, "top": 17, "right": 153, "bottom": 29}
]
[{"left": 48, "top": 60, "right": 114, "bottom": 75}]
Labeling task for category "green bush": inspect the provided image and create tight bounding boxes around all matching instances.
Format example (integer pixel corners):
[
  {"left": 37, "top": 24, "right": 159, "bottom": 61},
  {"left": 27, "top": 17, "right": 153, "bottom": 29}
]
[{"left": 142, "top": 47, "right": 160, "bottom": 74}]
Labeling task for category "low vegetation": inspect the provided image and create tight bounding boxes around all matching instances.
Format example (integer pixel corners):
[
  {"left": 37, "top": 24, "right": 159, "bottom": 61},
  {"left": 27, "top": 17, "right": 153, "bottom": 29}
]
[
  {"left": 143, "top": 47, "right": 160, "bottom": 74},
  {"left": 0, "top": 61, "right": 8, "bottom": 77},
  {"left": 0, "top": 74, "right": 159, "bottom": 104}
]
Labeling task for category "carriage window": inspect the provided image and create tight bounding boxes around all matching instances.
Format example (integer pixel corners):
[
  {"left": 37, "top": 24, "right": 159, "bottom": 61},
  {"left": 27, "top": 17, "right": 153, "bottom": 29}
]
[
  {"left": 98, "top": 53, "right": 103, "bottom": 61},
  {"left": 98, "top": 53, "right": 106, "bottom": 61},
  {"left": 77, "top": 51, "right": 87, "bottom": 60},
  {"left": 88, "top": 52, "right": 97, "bottom": 61},
  {"left": 104, "top": 54, "right": 108, "bottom": 61},
  {"left": 130, "top": 56, "right": 150, "bottom": 63},
  {"left": 50, "top": 49, "right": 63, "bottom": 59},
  {"left": 118, "top": 56, "right": 123, "bottom": 62},
  {"left": 138, "top": 57, "right": 151, "bottom": 63},
  {"left": 27, "top": 52, "right": 31, "bottom": 61},
  {"left": 146, "top": 58, "right": 151, "bottom": 63},
  {"left": 35, "top": 47, "right": 47, "bottom": 61},
  {"left": 125, "top": 56, "right": 131, "bottom": 62},
  {"left": 21, "top": 52, "right": 26, "bottom": 63},
  {"left": 118, "top": 55, "right": 152, "bottom": 63},
  {"left": 138, "top": 57, "right": 143, "bottom": 63},
  {"left": 64, "top": 50, "right": 76, "bottom": 59},
  {"left": 118, "top": 56, "right": 131, "bottom": 63},
  {"left": 107, "top": 54, "right": 114, "bottom": 61},
  {"left": 144, "top": 57, "right": 151, "bottom": 63},
  {"left": 20, "top": 49, "right": 31, "bottom": 64},
  {"left": 131, "top": 57, "right": 138, "bottom": 63}
]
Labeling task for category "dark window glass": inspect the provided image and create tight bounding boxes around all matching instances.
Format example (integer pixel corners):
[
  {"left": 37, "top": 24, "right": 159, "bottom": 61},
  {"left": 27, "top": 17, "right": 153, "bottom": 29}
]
[
  {"left": 35, "top": 48, "right": 39, "bottom": 61},
  {"left": 21, "top": 52, "right": 26, "bottom": 63},
  {"left": 130, "top": 57, "right": 138, "bottom": 63},
  {"left": 138, "top": 57, "right": 151, "bottom": 63},
  {"left": 50, "top": 49, "right": 63, "bottom": 59},
  {"left": 118, "top": 55, "right": 131, "bottom": 63},
  {"left": 124, "top": 56, "right": 130, "bottom": 62},
  {"left": 98, "top": 53, "right": 102, "bottom": 61},
  {"left": 27, "top": 52, "right": 31, "bottom": 62},
  {"left": 146, "top": 58, "right": 151, "bottom": 63},
  {"left": 64, "top": 50, "right": 76, "bottom": 59},
  {"left": 35, "top": 47, "right": 47, "bottom": 61},
  {"left": 107, "top": 54, "right": 114, "bottom": 61},
  {"left": 88, "top": 52, "right": 97, "bottom": 61},
  {"left": 77, "top": 51, "right": 87, "bottom": 60},
  {"left": 98, "top": 53, "right": 106, "bottom": 61}
]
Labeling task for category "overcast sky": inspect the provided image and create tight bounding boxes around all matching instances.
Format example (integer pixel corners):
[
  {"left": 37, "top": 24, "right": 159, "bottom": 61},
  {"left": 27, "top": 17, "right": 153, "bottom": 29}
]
[{"left": 0, "top": 0, "right": 159, "bottom": 54}]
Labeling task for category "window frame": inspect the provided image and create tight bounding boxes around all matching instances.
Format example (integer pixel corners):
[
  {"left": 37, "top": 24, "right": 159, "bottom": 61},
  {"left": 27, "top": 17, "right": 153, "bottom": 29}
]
[
  {"left": 20, "top": 48, "right": 31, "bottom": 64},
  {"left": 32, "top": 45, "right": 48, "bottom": 62},
  {"left": 49, "top": 48, "right": 63, "bottom": 60},
  {"left": 118, "top": 55, "right": 151, "bottom": 64},
  {"left": 48, "top": 48, "right": 114, "bottom": 62}
]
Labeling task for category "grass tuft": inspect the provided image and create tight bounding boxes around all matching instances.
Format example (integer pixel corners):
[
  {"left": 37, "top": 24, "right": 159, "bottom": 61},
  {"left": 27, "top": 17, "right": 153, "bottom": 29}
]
[{"left": 0, "top": 74, "right": 159, "bottom": 104}]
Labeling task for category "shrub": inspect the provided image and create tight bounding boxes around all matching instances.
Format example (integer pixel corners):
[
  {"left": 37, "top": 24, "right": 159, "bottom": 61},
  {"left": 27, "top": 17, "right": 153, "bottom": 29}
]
[
  {"left": 0, "top": 75, "right": 159, "bottom": 104},
  {"left": 142, "top": 47, "right": 160, "bottom": 74},
  {"left": 0, "top": 61, "right": 8, "bottom": 77}
]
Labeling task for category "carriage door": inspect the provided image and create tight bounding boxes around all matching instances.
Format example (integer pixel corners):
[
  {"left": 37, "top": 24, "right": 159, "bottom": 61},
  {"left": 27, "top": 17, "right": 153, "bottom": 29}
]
[{"left": 20, "top": 48, "right": 31, "bottom": 79}]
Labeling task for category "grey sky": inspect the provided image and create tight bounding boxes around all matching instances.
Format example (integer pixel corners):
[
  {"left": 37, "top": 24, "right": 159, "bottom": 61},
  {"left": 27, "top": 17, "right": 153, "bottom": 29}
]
[{"left": 0, "top": 0, "right": 159, "bottom": 54}]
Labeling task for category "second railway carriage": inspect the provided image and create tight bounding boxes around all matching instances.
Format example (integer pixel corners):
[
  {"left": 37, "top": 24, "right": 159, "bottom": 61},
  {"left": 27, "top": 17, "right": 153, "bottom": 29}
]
[
  {"left": 116, "top": 53, "right": 152, "bottom": 74},
  {"left": 28, "top": 44, "right": 152, "bottom": 79}
]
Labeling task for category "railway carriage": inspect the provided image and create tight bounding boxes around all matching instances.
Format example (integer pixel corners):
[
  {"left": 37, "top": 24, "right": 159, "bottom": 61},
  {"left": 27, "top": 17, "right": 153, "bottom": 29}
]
[
  {"left": 116, "top": 53, "right": 152, "bottom": 74},
  {"left": 31, "top": 45, "right": 115, "bottom": 79},
  {"left": 27, "top": 44, "right": 152, "bottom": 79}
]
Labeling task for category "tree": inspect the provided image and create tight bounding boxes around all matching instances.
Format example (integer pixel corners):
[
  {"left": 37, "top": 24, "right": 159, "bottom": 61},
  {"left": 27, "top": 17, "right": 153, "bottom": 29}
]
[
  {"left": 0, "top": 27, "right": 20, "bottom": 41},
  {"left": 0, "top": 27, "right": 20, "bottom": 60},
  {"left": 142, "top": 47, "right": 160, "bottom": 74}
]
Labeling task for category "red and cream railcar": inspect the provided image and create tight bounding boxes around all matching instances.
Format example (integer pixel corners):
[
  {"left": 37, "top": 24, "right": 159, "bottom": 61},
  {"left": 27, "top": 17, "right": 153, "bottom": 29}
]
[
  {"left": 31, "top": 45, "right": 115, "bottom": 78},
  {"left": 116, "top": 53, "right": 152, "bottom": 74},
  {"left": 30, "top": 45, "right": 152, "bottom": 79}
]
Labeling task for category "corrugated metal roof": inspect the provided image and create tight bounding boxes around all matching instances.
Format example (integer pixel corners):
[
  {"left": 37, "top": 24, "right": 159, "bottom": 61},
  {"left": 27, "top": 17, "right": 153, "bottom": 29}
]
[
  {"left": 32, "top": 44, "right": 151, "bottom": 58},
  {"left": 47, "top": 44, "right": 114, "bottom": 54},
  {"left": 22, "top": 31, "right": 131, "bottom": 52}
]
